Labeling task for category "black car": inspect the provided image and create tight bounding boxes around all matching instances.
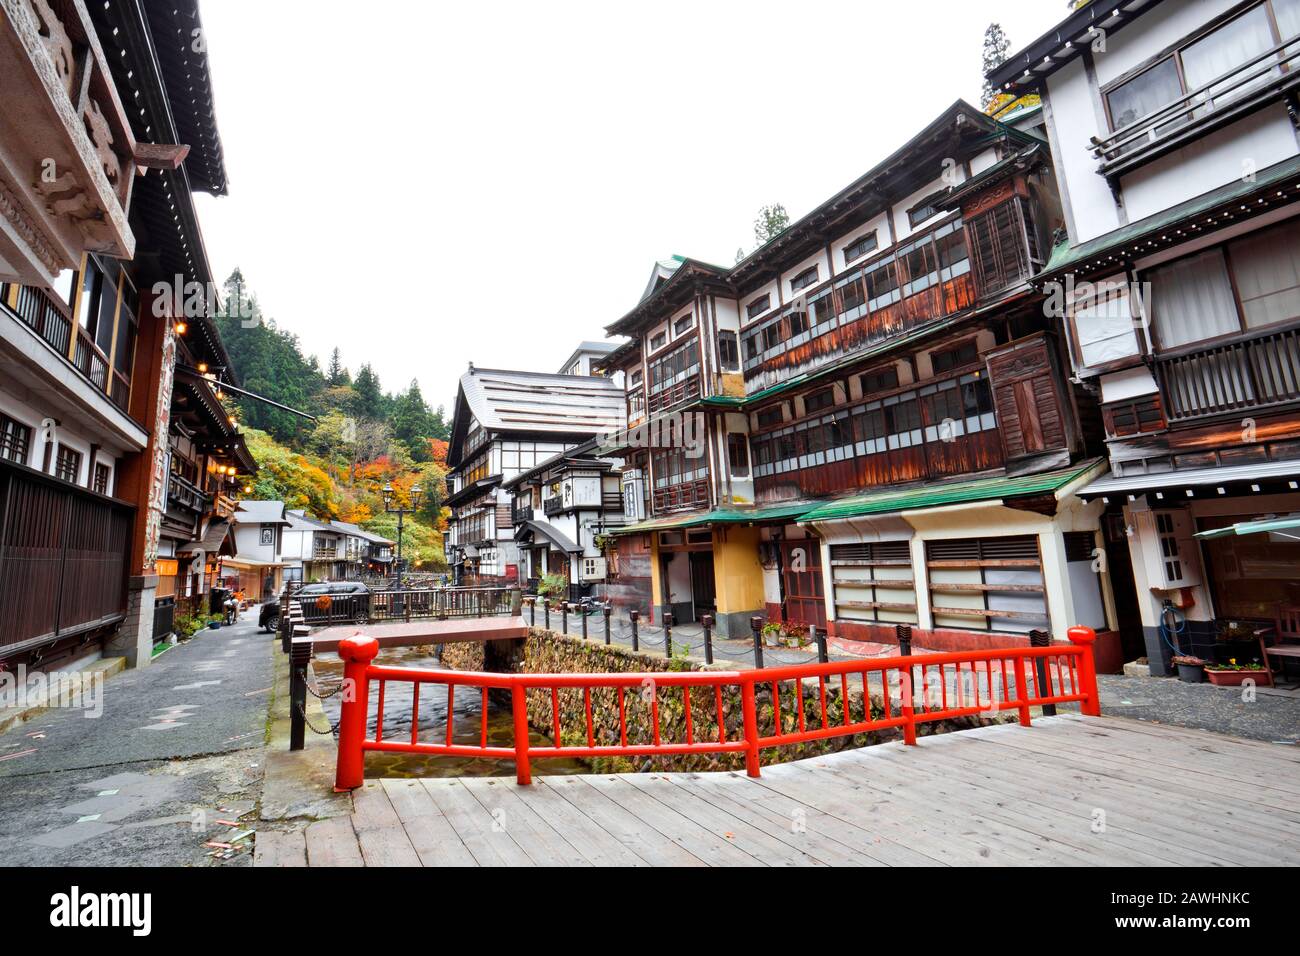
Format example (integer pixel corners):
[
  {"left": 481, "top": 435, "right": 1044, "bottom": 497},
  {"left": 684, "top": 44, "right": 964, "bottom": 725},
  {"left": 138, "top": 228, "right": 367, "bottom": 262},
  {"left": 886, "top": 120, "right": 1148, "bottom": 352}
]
[{"left": 259, "top": 582, "right": 371, "bottom": 633}]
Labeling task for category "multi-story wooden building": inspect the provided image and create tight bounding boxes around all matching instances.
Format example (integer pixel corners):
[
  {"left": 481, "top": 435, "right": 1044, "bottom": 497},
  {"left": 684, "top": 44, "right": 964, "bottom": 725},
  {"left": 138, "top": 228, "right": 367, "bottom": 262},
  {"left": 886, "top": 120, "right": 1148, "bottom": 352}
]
[
  {"left": 602, "top": 100, "right": 1118, "bottom": 651},
  {"left": 987, "top": 0, "right": 1300, "bottom": 673},
  {"left": 505, "top": 438, "right": 627, "bottom": 600},
  {"left": 445, "top": 364, "right": 625, "bottom": 585},
  {"left": 1, "top": 0, "right": 248, "bottom": 667}
]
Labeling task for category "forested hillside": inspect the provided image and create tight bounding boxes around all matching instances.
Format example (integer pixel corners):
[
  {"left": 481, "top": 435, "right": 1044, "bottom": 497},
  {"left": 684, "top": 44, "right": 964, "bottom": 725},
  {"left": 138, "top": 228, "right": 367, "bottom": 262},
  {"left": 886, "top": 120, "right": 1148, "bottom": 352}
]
[{"left": 214, "top": 271, "right": 451, "bottom": 569}]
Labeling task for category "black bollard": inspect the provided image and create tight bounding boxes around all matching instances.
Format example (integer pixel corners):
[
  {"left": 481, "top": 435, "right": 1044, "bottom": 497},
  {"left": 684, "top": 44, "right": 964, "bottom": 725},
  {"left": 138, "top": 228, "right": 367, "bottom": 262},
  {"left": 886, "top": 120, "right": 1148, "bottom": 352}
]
[
  {"left": 663, "top": 611, "right": 674, "bottom": 660},
  {"left": 896, "top": 623, "right": 913, "bottom": 658},
  {"left": 814, "top": 624, "right": 828, "bottom": 664},
  {"left": 528, "top": 597, "right": 536, "bottom": 627},
  {"left": 289, "top": 639, "right": 310, "bottom": 752},
  {"left": 629, "top": 609, "right": 639, "bottom": 652},
  {"left": 581, "top": 606, "right": 588, "bottom": 641},
  {"left": 562, "top": 602, "right": 569, "bottom": 635},
  {"left": 1029, "top": 629, "right": 1057, "bottom": 716},
  {"left": 543, "top": 598, "right": 550, "bottom": 630},
  {"left": 603, "top": 605, "right": 611, "bottom": 645},
  {"left": 701, "top": 614, "right": 714, "bottom": 665},
  {"left": 750, "top": 615, "right": 765, "bottom": 670}
]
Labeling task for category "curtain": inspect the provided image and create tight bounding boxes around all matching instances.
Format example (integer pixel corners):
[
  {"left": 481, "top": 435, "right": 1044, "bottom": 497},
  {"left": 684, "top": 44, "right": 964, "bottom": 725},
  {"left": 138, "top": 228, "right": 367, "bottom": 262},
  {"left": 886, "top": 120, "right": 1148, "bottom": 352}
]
[
  {"left": 1229, "top": 222, "right": 1300, "bottom": 329},
  {"left": 1181, "top": 5, "right": 1276, "bottom": 109},
  {"left": 1149, "top": 249, "right": 1239, "bottom": 348}
]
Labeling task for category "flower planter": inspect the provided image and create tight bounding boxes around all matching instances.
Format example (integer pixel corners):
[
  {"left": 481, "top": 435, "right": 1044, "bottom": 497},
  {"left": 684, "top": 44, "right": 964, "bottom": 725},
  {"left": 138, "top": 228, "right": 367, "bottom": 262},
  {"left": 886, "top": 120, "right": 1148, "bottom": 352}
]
[
  {"left": 1176, "top": 662, "right": 1205, "bottom": 683},
  {"left": 1205, "top": 668, "right": 1270, "bottom": 687}
]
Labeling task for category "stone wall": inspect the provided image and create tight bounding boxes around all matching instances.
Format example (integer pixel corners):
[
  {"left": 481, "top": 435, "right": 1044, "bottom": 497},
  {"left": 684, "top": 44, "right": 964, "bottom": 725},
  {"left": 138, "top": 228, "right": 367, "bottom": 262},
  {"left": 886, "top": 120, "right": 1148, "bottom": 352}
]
[{"left": 441, "top": 628, "right": 1006, "bottom": 774}]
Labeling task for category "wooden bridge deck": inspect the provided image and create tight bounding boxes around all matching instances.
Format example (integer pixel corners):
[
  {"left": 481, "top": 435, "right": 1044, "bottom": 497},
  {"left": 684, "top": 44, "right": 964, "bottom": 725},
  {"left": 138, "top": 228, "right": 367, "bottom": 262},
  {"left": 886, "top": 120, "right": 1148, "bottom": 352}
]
[{"left": 256, "top": 715, "right": 1300, "bottom": 867}]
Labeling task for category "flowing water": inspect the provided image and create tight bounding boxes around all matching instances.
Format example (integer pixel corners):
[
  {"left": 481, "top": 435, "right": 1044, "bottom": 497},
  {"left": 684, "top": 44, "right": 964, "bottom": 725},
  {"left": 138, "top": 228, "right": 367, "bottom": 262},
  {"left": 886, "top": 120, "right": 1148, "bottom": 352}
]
[{"left": 314, "top": 646, "right": 587, "bottom": 779}]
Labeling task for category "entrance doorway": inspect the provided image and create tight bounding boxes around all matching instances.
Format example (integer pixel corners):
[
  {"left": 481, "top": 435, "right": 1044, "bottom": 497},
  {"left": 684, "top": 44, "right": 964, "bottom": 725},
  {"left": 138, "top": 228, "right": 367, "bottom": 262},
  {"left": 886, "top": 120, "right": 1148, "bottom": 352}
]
[
  {"left": 1102, "top": 514, "right": 1146, "bottom": 661},
  {"left": 689, "top": 552, "right": 716, "bottom": 621},
  {"left": 781, "top": 539, "right": 826, "bottom": 629}
]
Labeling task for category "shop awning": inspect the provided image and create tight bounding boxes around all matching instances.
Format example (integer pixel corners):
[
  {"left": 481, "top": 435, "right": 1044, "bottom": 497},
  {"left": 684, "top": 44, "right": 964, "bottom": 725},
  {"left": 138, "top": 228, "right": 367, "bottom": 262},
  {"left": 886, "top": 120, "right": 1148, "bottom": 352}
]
[
  {"left": 611, "top": 501, "right": 820, "bottom": 536},
  {"left": 515, "top": 519, "right": 582, "bottom": 553},
  {"left": 799, "top": 459, "right": 1104, "bottom": 523},
  {"left": 1078, "top": 459, "right": 1300, "bottom": 499},
  {"left": 223, "top": 557, "right": 289, "bottom": 570},
  {"left": 1195, "top": 516, "right": 1300, "bottom": 541}
]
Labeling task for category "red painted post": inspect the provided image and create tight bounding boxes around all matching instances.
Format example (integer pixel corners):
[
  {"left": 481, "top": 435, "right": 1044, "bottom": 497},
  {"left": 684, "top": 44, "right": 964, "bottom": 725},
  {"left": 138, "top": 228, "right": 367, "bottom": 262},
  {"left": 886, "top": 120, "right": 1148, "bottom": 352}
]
[
  {"left": 740, "top": 680, "right": 761, "bottom": 778},
  {"left": 334, "top": 636, "right": 379, "bottom": 792},
  {"left": 899, "top": 666, "right": 918, "bottom": 745},
  {"left": 1012, "top": 655, "right": 1032, "bottom": 727},
  {"left": 511, "top": 684, "right": 532, "bottom": 785},
  {"left": 1068, "top": 625, "right": 1101, "bottom": 717}
]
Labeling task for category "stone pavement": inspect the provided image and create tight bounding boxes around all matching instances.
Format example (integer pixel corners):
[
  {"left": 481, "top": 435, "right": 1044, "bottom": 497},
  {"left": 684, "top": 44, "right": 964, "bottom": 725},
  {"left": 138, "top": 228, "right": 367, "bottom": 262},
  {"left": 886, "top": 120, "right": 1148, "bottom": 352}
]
[
  {"left": 0, "top": 610, "right": 275, "bottom": 866},
  {"left": 1098, "top": 674, "right": 1300, "bottom": 745}
]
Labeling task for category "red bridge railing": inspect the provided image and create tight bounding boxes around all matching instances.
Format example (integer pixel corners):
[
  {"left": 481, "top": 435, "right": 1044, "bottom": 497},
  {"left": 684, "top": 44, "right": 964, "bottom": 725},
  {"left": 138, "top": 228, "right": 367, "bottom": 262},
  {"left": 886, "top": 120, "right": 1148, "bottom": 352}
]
[{"left": 333, "top": 627, "right": 1099, "bottom": 790}]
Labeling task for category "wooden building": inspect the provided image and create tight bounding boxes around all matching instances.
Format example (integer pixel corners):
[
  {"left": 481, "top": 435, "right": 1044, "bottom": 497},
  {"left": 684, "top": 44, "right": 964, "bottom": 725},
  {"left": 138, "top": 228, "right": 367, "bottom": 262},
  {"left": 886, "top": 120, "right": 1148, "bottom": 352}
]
[
  {"left": 987, "top": 0, "right": 1300, "bottom": 674},
  {"left": 601, "top": 100, "right": 1118, "bottom": 650},
  {"left": 445, "top": 364, "right": 625, "bottom": 585},
  {"left": 1, "top": 0, "right": 249, "bottom": 667}
]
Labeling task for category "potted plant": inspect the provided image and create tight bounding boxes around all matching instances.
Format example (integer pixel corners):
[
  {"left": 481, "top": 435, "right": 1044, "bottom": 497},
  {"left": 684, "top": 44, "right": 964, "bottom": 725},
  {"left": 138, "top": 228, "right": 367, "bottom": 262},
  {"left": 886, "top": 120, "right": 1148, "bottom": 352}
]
[
  {"left": 1171, "top": 655, "right": 1206, "bottom": 683},
  {"left": 1204, "top": 659, "right": 1272, "bottom": 687},
  {"left": 781, "top": 621, "right": 810, "bottom": 647},
  {"left": 761, "top": 622, "right": 783, "bottom": 647}
]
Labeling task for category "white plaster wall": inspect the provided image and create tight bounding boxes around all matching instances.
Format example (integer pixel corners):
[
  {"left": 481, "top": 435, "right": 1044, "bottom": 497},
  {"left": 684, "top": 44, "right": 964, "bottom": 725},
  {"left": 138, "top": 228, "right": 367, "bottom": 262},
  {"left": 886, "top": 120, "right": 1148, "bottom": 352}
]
[{"left": 780, "top": 250, "right": 832, "bottom": 302}]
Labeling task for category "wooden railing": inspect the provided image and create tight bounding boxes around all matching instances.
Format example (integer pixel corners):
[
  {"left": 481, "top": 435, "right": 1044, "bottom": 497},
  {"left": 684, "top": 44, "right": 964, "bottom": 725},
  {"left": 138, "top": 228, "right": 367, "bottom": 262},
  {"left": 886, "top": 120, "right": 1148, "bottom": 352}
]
[
  {"left": 647, "top": 373, "right": 702, "bottom": 415},
  {"left": 1153, "top": 323, "right": 1300, "bottom": 422},
  {"left": 333, "top": 627, "right": 1101, "bottom": 788},
  {"left": 0, "top": 460, "right": 134, "bottom": 657},
  {"left": 2, "top": 284, "right": 131, "bottom": 412},
  {"left": 1091, "top": 33, "right": 1300, "bottom": 173},
  {"left": 166, "top": 472, "right": 210, "bottom": 514},
  {"left": 652, "top": 477, "right": 710, "bottom": 514}
]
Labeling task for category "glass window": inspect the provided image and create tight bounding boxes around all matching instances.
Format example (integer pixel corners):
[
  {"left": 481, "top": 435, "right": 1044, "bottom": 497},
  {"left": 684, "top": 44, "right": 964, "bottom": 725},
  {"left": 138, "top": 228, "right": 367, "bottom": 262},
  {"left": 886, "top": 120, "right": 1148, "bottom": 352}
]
[
  {"left": 727, "top": 434, "right": 750, "bottom": 477},
  {"left": 859, "top": 366, "right": 899, "bottom": 395},
  {"left": 1227, "top": 220, "right": 1300, "bottom": 330},
  {"left": 804, "top": 388, "right": 836, "bottom": 414},
  {"left": 790, "top": 266, "right": 819, "bottom": 292},
  {"left": 1182, "top": 5, "right": 1276, "bottom": 113},
  {"left": 0, "top": 414, "right": 32, "bottom": 465},
  {"left": 866, "top": 259, "right": 900, "bottom": 309},
  {"left": 1107, "top": 57, "right": 1183, "bottom": 130},
  {"left": 718, "top": 331, "right": 740, "bottom": 372},
  {"left": 1277, "top": 0, "right": 1300, "bottom": 40},
  {"left": 835, "top": 271, "right": 867, "bottom": 323},
  {"left": 673, "top": 313, "right": 694, "bottom": 336},
  {"left": 747, "top": 294, "right": 771, "bottom": 319},
  {"left": 1149, "top": 248, "right": 1239, "bottom": 348},
  {"left": 844, "top": 232, "right": 878, "bottom": 263},
  {"left": 54, "top": 445, "right": 82, "bottom": 483}
]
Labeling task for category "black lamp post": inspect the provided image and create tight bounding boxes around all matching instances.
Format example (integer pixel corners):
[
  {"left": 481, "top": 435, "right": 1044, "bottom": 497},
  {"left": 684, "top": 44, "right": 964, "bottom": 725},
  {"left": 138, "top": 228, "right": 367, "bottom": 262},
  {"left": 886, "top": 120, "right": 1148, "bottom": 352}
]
[{"left": 382, "top": 481, "right": 422, "bottom": 589}]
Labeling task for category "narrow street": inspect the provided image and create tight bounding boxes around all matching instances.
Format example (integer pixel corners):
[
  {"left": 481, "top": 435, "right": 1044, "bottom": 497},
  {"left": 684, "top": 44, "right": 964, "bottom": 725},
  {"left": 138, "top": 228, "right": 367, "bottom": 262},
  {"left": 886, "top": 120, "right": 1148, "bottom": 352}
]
[{"left": 0, "top": 614, "right": 274, "bottom": 867}]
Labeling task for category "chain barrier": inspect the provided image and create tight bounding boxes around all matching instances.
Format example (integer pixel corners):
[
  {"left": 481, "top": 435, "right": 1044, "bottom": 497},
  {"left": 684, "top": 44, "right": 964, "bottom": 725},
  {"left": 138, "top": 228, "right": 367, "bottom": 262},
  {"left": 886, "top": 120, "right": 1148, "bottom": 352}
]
[{"left": 298, "top": 701, "right": 339, "bottom": 737}]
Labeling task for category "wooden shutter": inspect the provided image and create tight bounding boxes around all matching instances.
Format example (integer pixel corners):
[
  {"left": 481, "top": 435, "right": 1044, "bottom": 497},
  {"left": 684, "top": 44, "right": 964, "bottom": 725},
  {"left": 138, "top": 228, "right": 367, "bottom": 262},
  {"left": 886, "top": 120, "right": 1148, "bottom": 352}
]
[{"left": 987, "top": 335, "right": 1070, "bottom": 460}]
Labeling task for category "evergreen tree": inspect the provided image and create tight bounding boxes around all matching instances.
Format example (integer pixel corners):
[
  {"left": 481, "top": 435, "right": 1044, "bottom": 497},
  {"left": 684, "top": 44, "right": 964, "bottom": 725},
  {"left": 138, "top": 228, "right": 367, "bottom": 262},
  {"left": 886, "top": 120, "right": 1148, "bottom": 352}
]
[
  {"left": 350, "top": 363, "right": 386, "bottom": 421},
  {"left": 753, "top": 204, "right": 789, "bottom": 246},
  {"left": 326, "top": 347, "right": 350, "bottom": 386},
  {"left": 982, "top": 23, "right": 1012, "bottom": 109}
]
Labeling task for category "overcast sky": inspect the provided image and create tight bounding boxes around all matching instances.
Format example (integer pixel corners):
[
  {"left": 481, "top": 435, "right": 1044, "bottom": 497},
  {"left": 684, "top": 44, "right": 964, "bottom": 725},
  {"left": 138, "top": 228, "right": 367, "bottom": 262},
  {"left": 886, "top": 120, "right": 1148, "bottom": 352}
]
[{"left": 193, "top": 0, "right": 1066, "bottom": 412}]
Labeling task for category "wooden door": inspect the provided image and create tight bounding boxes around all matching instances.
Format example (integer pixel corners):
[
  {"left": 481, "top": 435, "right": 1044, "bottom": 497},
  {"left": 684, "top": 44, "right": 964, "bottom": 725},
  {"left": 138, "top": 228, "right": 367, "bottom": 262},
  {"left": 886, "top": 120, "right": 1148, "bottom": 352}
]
[{"left": 781, "top": 539, "right": 826, "bottom": 629}]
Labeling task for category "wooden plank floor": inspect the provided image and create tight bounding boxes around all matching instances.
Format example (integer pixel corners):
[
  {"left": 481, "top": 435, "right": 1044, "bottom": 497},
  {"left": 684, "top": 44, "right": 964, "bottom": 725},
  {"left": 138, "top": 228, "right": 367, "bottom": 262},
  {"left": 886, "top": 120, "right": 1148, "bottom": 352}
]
[{"left": 265, "top": 715, "right": 1300, "bottom": 867}]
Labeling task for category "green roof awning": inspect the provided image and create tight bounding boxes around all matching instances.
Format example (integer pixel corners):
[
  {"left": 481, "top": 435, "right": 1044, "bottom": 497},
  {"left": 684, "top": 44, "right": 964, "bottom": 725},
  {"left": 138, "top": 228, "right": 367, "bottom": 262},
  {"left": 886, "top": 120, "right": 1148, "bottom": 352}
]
[
  {"left": 611, "top": 502, "right": 818, "bottom": 536},
  {"left": 1195, "top": 516, "right": 1300, "bottom": 541},
  {"left": 798, "top": 459, "right": 1105, "bottom": 524},
  {"left": 1043, "top": 155, "right": 1300, "bottom": 276}
]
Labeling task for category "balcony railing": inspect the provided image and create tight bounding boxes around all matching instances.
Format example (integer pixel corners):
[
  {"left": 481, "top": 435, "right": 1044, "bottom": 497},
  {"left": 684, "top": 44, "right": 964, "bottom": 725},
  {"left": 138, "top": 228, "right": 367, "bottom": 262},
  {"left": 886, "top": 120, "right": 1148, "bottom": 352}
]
[
  {"left": 0, "top": 459, "right": 134, "bottom": 657},
  {"left": 2, "top": 284, "right": 131, "bottom": 412},
  {"left": 647, "top": 373, "right": 702, "bottom": 415},
  {"left": 543, "top": 496, "right": 564, "bottom": 516},
  {"left": 1091, "top": 32, "right": 1300, "bottom": 176},
  {"left": 512, "top": 504, "right": 534, "bottom": 525},
  {"left": 652, "top": 477, "right": 711, "bottom": 515},
  {"left": 1153, "top": 322, "right": 1300, "bottom": 422},
  {"left": 166, "top": 472, "right": 210, "bottom": 515}
]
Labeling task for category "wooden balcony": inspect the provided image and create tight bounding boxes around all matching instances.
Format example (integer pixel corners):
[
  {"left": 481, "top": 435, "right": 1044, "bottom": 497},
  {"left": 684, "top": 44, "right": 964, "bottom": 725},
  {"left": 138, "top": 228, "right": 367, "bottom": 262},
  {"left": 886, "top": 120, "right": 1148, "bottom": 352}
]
[
  {"left": 652, "top": 477, "right": 710, "bottom": 515},
  {"left": 0, "top": 458, "right": 133, "bottom": 657},
  {"left": 1152, "top": 322, "right": 1300, "bottom": 423},
  {"left": 647, "top": 373, "right": 702, "bottom": 415},
  {"left": 1091, "top": 34, "right": 1300, "bottom": 181},
  {"left": 165, "top": 472, "right": 210, "bottom": 516},
  {"left": 2, "top": 283, "right": 132, "bottom": 412},
  {"left": 0, "top": 0, "right": 137, "bottom": 286}
]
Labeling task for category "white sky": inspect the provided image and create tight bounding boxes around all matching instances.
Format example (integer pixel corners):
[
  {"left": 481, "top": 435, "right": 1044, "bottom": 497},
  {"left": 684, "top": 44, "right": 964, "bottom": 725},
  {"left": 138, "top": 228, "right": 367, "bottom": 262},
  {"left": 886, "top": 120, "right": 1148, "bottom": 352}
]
[{"left": 193, "top": 0, "right": 1067, "bottom": 412}]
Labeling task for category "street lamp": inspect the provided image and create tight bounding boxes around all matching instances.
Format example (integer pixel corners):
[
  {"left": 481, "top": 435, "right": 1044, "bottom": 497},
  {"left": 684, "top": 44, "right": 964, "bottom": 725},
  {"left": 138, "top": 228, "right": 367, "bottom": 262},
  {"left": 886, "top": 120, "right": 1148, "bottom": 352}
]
[{"left": 383, "top": 481, "right": 422, "bottom": 589}]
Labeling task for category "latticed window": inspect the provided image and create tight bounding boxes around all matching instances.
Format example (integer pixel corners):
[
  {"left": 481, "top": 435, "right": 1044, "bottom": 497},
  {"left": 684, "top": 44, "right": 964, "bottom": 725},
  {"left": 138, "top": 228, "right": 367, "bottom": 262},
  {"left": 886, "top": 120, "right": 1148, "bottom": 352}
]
[
  {"left": 965, "top": 198, "right": 1038, "bottom": 298},
  {"left": 54, "top": 444, "right": 82, "bottom": 483},
  {"left": 0, "top": 414, "right": 31, "bottom": 465},
  {"left": 93, "top": 462, "right": 111, "bottom": 495}
]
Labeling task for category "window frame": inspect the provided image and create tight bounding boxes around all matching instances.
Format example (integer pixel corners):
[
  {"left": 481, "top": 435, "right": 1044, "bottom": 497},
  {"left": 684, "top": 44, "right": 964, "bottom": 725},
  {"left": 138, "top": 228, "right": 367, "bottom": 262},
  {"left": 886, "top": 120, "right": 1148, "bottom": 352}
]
[{"left": 843, "top": 231, "right": 879, "bottom": 264}]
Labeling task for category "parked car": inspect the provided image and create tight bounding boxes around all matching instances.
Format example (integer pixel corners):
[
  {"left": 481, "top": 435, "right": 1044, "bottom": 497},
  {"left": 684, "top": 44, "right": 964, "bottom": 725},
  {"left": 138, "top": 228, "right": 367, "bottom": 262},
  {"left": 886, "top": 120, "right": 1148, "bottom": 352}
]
[{"left": 259, "top": 582, "right": 371, "bottom": 633}]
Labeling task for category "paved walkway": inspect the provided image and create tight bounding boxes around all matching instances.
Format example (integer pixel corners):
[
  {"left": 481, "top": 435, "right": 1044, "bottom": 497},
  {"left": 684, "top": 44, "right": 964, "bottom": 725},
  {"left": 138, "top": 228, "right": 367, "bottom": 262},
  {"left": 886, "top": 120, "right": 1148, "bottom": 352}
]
[
  {"left": 255, "top": 714, "right": 1300, "bottom": 867},
  {"left": 1099, "top": 674, "right": 1300, "bottom": 744},
  {"left": 0, "top": 611, "right": 274, "bottom": 866}
]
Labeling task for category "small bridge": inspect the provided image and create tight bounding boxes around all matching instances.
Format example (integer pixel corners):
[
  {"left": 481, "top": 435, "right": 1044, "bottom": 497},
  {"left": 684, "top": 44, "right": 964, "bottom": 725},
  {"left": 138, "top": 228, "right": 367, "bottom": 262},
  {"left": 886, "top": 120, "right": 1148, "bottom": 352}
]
[{"left": 257, "top": 714, "right": 1300, "bottom": 866}]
